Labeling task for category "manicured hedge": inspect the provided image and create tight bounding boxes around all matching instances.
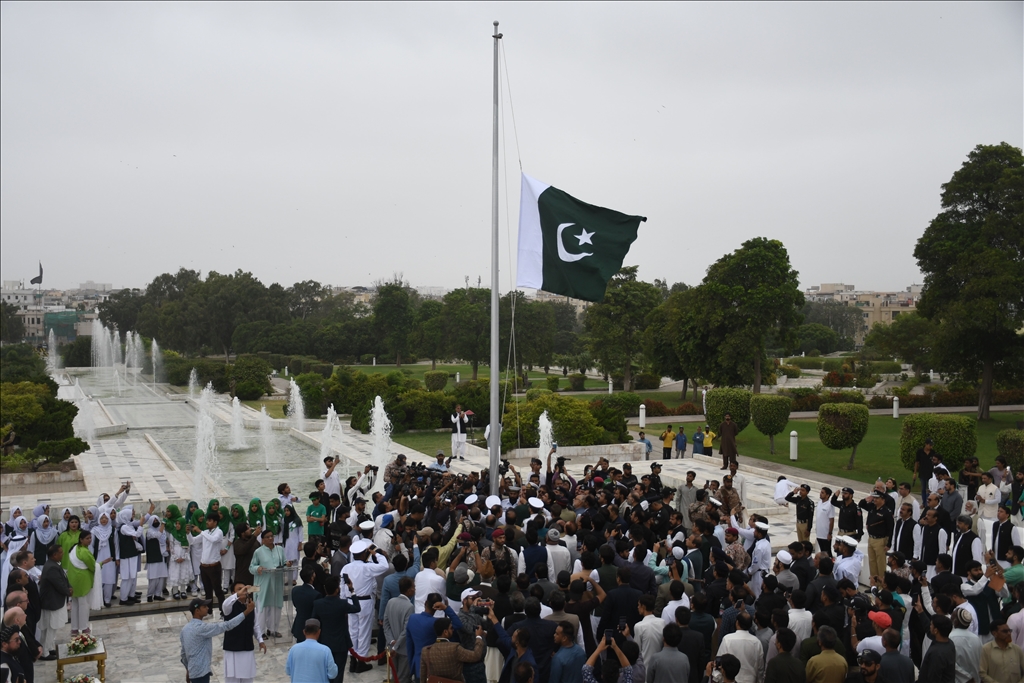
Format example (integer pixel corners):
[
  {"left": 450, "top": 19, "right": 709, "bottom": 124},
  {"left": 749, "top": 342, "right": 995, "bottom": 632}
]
[
  {"left": 996, "top": 430, "right": 1024, "bottom": 471},
  {"left": 899, "top": 413, "right": 976, "bottom": 474},
  {"left": 706, "top": 388, "right": 752, "bottom": 433},
  {"left": 779, "top": 365, "right": 801, "bottom": 379},
  {"left": 786, "top": 357, "right": 824, "bottom": 370},
  {"left": 424, "top": 371, "right": 449, "bottom": 392},
  {"left": 818, "top": 403, "right": 870, "bottom": 466},
  {"left": 525, "top": 388, "right": 552, "bottom": 401},
  {"left": 568, "top": 373, "right": 586, "bottom": 391},
  {"left": 751, "top": 394, "right": 792, "bottom": 454},
  {"left": 546, "top": 376, "right": 560, "bottom": 392},
  {"left": 632, "top": 373, "right": 662, "bottom": 390}
]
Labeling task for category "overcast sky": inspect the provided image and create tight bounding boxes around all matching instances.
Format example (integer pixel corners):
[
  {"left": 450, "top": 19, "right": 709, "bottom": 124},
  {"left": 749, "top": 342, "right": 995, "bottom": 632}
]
[{"left": 2, "top": 2, "right": 1021, "bottom": 295}]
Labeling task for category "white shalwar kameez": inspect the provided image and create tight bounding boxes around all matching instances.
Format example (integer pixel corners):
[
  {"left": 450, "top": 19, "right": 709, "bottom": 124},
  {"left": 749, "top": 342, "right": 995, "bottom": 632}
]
[
  {"left": 91, "top": 513, "right": 117, "bottom": 605},
  {"left": 169, "top": 533, "right": 192, "bottom": 594}
]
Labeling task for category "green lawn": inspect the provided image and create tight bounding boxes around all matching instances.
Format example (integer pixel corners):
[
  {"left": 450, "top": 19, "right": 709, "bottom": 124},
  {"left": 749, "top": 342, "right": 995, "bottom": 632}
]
[
  {"left": 736, "top": 411, "right": 1023, "bottom": 484},
  {"left": 388, "top": 431, "right": 488, "bottom": 460},
  {"left": 241, "top": 399, "right": 287, "bottom": 419},
  {"left": 354, "top": 363, "right": 607, "bottom": 392}
]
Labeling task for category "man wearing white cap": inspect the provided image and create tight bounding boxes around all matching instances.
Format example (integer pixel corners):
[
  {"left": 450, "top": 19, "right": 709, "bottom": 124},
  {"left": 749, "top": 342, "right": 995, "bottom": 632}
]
[
  {"left": 833, "top": 536, "right": 864, "bottom": 586},
  {"left": 773, "top": 550, "right": 800, "bottom": 592},
  {"left": 525, "top": 497, "right": 551, "bottom": 526},
  {"left": 344, "top": 538, "right": 392, "bottom": 670},
  {"left": 545, "top": 528, "right": 572, "bottom": 580},
  {"left": 746, "top": 522, "right": 772, "bottom": 597}
]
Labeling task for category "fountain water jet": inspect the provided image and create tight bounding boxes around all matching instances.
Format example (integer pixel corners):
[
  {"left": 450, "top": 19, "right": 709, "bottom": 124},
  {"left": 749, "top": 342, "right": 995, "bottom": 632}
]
[
  {"left": 230, "top": 397, "right": 246, "bottom": 450},
  {"left": 538, "top": 410, "right": 554, "bottom": 462},
  {"left": 368, "top": 396, "right": 392, "bottom": 491},
  {"left": 259, "top": 406, "right": 272, "bottom": 470},
  {"left": 188, "top": 368, "right": 198, "bottom": 399},
  {"left": 47, "top": 329, "right": 60, "bottom": 375},
  {"left": 192, "top": 383, "right": 220, "bottom": 501},
  {"left": 288, "top": 379, "right": 305, "bottom": 433},
  {"left": 114, "top": 369, "right": 122, "bottom": 397},
  {"left": 73, "top": 394, "right": 96, "bottom": 442},
  {"left": 151, "top": 339, "right": 162, "bottom": 386}
]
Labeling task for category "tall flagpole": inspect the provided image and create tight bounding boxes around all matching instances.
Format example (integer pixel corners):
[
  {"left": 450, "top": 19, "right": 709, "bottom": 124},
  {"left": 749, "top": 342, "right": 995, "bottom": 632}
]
[{"left": 489, "top": 21, "right": 502, "bottom": 496}]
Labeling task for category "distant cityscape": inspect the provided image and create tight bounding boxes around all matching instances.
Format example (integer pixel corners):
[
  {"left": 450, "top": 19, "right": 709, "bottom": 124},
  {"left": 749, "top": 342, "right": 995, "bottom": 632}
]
[{"left": 2, "top": 277, "right": 920, "bottom": 347}]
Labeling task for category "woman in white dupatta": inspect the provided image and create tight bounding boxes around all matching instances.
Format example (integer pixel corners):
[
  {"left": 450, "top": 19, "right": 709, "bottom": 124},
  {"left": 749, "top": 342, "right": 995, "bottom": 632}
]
[
  {"left": 30, "top": 514, "right": 59, "bottom": 578},
  {"left": 91, "top": 509, "right": 117, "bottom": 607},
  {"left": 0, "top": 516, "right": 30, "bottom": 599}
]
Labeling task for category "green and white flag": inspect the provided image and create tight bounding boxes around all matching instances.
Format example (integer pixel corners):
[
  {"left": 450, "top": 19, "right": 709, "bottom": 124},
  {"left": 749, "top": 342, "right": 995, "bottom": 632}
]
[{"left": 516, "top": 173, "right": 645, "bottom": 302}]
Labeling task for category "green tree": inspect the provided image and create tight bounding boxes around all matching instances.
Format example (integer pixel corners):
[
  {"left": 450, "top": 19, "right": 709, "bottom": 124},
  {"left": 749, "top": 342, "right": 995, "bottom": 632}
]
[
  {"left": 287, "top": 280, "right": 330, "bottom": 320},
  {"left": 228, "top": 356, "right": 272, "bottom": 398},
  {"left": 750, "top": 394, "right": 792, "bottom": 454},
  {"left": 583, "top": 267, "right": 662, "bottom": 391},
  {"left": 802, "top": 300, "right": 861, "bottom": 343},
  {"left": 442, "top": 288, "right": 490, "bottom": 380},
  {"left": 373, "top": 276, "right": 416, "bottom": 366},
  {"left": 692, "top": 238, "right": 804, "bottom": 393},
  {"left": 97, "top": 288, "right": 144, "bottom": 333},
  {"left": 0, "top": 301, "right": 25, "bottom": 343},
  {"left": 0, "top": 344, "right": 55, "bottom": 389},
  {"left": 863, "top": 313, "right": 937, "bottom": 376},
  {"left": 914, "top": 143, "right": 1024, "bottom": 420},
  {"left": 411, "top": 300, "right": 445, "bottom": 370},
  {"left": 644, "top": 288, "right": 700, "bottom": 399},
  {"left": 500, "top": 293, "right": 556, "bottom": 375},
  {"left": 501, "top": 393, "right": 604, "bottom": 452},
  {"left": 818, "top": 403, "right": 869, "bottom": 469},
  {"left": 62, "top": 337, "right": 92, "bottom": 368},
  {"left": 795, "top": 323, "right": 840, "bottom": 355}
]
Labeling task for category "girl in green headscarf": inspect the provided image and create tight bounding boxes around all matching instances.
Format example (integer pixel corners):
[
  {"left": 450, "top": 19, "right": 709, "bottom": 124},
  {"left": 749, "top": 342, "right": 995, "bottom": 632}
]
[
  {"left": 263, "top": 500, "right": 283, "bottom": 544},
  {"left": 185, "top": 501, "right": 200, "bottom": 524},
  {"left": 168, "top": 516, "right": 191, "bottom": 600},
  {"left": 229, "top": 504, "right": 246, "bottom": 532},
  {"left": 165, "top": 504, "right": 183, "bottom": 524},
  {"left": 66, "top": 531, "right": 98, "bottom": 635},
  {"left": 206, "top": 499, "right": 230, "bottom": 535},
  {"left": 247, "top": 498, "right": 264, "bottom": 531}
]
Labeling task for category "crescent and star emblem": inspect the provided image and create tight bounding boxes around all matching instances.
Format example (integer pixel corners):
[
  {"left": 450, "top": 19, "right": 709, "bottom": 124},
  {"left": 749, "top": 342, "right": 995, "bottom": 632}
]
[{"left": 556, "top": 223, "right": 595, "bottom": 262}]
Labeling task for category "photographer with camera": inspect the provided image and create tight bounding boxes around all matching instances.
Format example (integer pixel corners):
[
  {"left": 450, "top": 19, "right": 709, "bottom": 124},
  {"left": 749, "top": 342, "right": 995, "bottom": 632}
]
[{"left": 344, "top": 465, "right": 377, "bottom": 508}]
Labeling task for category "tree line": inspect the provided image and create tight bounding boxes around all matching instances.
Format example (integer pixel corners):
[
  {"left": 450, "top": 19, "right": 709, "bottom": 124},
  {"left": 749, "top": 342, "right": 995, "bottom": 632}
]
[{"left": 92, "top": 143, "right": 1021, "bottom": 419}]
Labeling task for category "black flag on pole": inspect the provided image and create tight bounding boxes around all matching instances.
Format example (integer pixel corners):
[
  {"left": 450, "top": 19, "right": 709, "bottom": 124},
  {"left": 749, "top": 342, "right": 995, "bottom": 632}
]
[{"left": 29, "top": 262, "right": 43, "bottom": 285}]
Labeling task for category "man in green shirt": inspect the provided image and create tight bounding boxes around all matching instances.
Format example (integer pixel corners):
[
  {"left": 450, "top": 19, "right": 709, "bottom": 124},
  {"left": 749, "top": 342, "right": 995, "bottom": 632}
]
[
  {"left": 1003, "top": 546, "right": 1024, "bottom": 588},
  {"left": 306, "top": 492, "right": 327, "bottom": 541},
  {"left": 981, "top": 618, "right": 1024, "bottom": 683}
]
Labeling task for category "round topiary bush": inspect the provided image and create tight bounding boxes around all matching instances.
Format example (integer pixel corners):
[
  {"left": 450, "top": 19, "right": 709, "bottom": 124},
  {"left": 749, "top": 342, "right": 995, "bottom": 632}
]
[
  {"left": 525, "top": 388, "right": 552, "bottom": 402},
  {"left": 568, "top": 373, "right": 586, "bottom": 391},
  {"left": 706, "top": 388, "right": 752, "bottom": 433},
  {"left": 546, "top": 376, "right": 560, "bottom": 392},
  {"left": 817, "top": 403, "right": 869, "bottom": 469},
  {"left": 750, "top": 395, "right": 793, "bottom": 454},
  {"left": 898, "top": 413, "right": 976, "bottom": 475},
  {"left": 423, "top": 370, "right": 449, "bottom": 392},
  {"left": 996, "top": 429, "right": 1024, "bottom": 472}
]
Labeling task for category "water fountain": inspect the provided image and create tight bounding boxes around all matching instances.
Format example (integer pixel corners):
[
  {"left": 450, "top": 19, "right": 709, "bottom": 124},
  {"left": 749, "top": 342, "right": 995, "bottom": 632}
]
[
  {"left": 188, "top": 368, "right": 198, "bottom": 399},
  {"left": 111, "top": 326, "right": 123, "bottom": 367},
  {"left": 538, "top": 410, "right": 554, "bottom": 461},
  {"left": 124, "top": 332, "right": 137, "bottom": 383},
  {"left": 151, "top": 339, "right": 162, "bottom": 385},
  {"left": 319, "top": 404, "right": 341, "bottom": 470},
  {"left": 288, "top": 379, "right": 305, "bottom": 433},
  {"left": 114, "top": 369, "right": 122, "bottom": 397},
  {"left": 259, "top": 405, "right": 272, "bottom": 470},
  {"left": 192, "top": 383, "right": 220, "bottom": 501},
  {"left": 47, "top": 329, "right": 60, "bottom": 375},
  {"left": 91, "top": 318, "right": 113, "bottom": 367},
  {"left": 230, "top": 396, "right": 246, "bottom": 450},
  {"left": 73, "top": 390, "right": 96, "bottom": 442},
  {"left": 368, "top": 396, "right": 392, "bottom": 488}
]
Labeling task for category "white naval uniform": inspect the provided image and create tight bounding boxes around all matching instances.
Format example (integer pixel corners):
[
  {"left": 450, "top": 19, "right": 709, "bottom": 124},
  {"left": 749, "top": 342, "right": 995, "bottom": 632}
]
[
  {"left": 746, "top": 538, "right": 771, "bottom": 597},
  {"left": 346, "top": 552, "right": 393, "bottom": 657}
]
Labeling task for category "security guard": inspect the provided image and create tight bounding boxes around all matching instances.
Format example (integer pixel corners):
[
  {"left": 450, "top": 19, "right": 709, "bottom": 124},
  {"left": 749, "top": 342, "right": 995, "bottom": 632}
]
[
  {"left": 830, "top": 487, "right": 864, "bottom": 541},
  {"left": 649, "top": 462, "right": 664, "bottom": 493}
]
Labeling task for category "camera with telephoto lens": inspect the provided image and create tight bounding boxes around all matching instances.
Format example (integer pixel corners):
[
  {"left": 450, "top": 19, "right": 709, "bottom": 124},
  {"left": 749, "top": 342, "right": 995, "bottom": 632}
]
[
  {"left": 845, "top": 593, "right": 872, "bottom": 619},
  {"left": 499, "top": 459, "right": 510, "bottom": 476},
  {"left": 556, "top": 455, "right": 571, "bottom": 470},
  {"left": 472, "top": 599, "right": 493, "bottom": 615}
]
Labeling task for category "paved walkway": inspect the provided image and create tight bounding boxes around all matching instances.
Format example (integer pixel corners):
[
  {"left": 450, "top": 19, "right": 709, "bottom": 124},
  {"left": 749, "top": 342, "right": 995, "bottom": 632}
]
[{"left": 627, "top": 404, "right": 1023, "bottom": 425}]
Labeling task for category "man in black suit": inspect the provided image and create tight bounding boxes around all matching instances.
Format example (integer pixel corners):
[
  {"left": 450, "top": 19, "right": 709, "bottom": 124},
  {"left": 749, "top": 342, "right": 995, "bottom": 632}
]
[
  {"left": 311, "top": 574, "right": 362, "bottom": 683},
  {"left": 291, "top": 567, "right": 322, "bottom": 643},
  {"left": 37, "top": 545, "right": 71, "bottom": 660},
  {"left": 508, "top": 597, "right": 558, "bottom": 683},
  {"left": 805, "top": 556, "right": 836, "bottom": 614},
  {"left": 597, "top": 566, "right": 644, "bottom": 637},
  {"left": 628, "top": 541, "right": 659, "bottom": 596},
  {"left": 674, "top": 606, "right": 707, "bottom": 683}
]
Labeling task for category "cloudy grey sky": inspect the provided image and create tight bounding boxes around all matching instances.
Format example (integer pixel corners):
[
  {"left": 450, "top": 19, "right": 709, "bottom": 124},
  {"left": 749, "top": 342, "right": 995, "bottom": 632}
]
[{"left": 2, "top": 2, "right": 1020, "bottom": 294}]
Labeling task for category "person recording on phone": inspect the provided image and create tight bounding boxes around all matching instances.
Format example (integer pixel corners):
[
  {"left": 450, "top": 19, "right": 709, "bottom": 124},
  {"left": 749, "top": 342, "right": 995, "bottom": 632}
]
[
  {"left": 701, "top": 654, "right": 740, "bottom": 683},
  {"left": 581, "top": 628, "right": 637, "bottom": 683},
  {"left": 221, "top": 581, "right": 265, "bottom": 683}
]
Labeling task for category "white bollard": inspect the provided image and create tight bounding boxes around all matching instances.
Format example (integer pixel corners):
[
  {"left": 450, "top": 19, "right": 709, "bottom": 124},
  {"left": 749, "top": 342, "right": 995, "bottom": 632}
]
[
  {"left": 639, "top": 404, "right": 646, "bottom": 428},
  {"left": 608, "top": 379, "right": 613, "bottom": 395},
  {"left": 790, "top": 430, "right": 798, "bottom": 461},
  {"left": 893, "top": 396, "right": 900, "bottom": 419},
  {"left": 456, "top": 372, "right": 460, "bottom": 384}
]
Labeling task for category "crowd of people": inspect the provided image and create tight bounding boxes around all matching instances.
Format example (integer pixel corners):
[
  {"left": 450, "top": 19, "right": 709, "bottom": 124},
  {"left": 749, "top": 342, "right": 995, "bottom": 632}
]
[{"left": 5, "top": 439, "right": 1024, "bottom": 683}]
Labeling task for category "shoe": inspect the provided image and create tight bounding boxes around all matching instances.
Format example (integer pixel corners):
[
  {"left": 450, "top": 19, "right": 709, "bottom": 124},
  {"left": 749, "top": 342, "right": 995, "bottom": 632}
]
[
  {"left": 134, "top": 592, "right": 142, "bottom": 598},
  {"left": 162, "top": 588, "right": 169, "bottom": 595},
  {"left": 147, "top": 597, "right": 154, "bottom": 603},
  {"left": 271, "top": 631, "right": 283, "bottom": 638},
  {"left": 40, "top": 654, "right": 57, "bottom": 661},
  {"left": 70, "top": 630, "right": 79, "bottom": 636},
  {"left": 154, "top": 596, "right": 165, "bottom": 602},
  {"left": 103, "top": 603, "right": 111, "bottom": 609},
  {"left": 377, "top": 658, "right": 388, "bottom": 667},
  {"left": 82, "top": 628, "right": 91, "bottom": 635},
  {"left": 119, "top": 600, "right": 134, "bottom": 606}
]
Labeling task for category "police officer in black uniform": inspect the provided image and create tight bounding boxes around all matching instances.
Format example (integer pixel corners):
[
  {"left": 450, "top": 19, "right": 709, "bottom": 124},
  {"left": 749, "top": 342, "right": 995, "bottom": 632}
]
[{"left": 830, "top": 486, "right": 864, "bottom": 541}]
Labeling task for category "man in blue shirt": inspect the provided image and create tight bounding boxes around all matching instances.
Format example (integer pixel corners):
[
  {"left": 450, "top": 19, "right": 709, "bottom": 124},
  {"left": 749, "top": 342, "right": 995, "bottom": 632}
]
[
  {"left": 406, "top": 592, "right": 463, "bottom": 678},
  {"left": 675, "top": 428, "right": 689, "bottom": 459},
  {"left": 550, "top": 621, "right": 587, "bottom": 683},
  {"left": 285, "top": 619, "right": 337, "bottom": 683},
  {"left": 638, "top": 432, "right": 653, "bottom": 457},
  {"left": 379, "top": 546, "right": 421, "bottom": 622},
  {"left": 180, "top": 598, "right": 252, "bottom": 683}
]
